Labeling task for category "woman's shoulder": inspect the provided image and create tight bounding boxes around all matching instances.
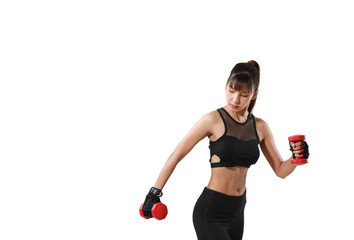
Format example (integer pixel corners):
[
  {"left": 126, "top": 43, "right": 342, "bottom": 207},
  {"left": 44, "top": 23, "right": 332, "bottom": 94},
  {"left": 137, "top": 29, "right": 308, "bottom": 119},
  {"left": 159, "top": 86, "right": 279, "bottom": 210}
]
[
  {"left": 194, "top": 109, "right": 223, "bottom": 133},
  {"left": 201, "top": 109, "right": 221, "bottom": 124},
  {"left": 254, "top": 115, "right": 266, "bottom": 126},
  {"left": 253, "top": 115, "right": 269, "bottom": 142},
  {"left": 207, "top": 108, "right": 228, "bottom": 122}
]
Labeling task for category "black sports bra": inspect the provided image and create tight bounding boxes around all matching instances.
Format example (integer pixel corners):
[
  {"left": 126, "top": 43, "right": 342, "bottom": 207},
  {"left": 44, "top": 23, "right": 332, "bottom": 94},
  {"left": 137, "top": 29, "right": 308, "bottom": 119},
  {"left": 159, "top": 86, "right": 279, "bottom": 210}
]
[{"left": 209, "top": 107, "right": 260, "bottom": 168}]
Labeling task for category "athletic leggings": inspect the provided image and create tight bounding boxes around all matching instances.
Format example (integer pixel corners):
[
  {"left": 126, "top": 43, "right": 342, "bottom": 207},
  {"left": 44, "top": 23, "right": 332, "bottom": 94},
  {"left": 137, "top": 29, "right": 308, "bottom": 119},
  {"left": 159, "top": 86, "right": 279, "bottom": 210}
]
[{"left": 192, "top": 187, "right": 247, "bottom": 240}]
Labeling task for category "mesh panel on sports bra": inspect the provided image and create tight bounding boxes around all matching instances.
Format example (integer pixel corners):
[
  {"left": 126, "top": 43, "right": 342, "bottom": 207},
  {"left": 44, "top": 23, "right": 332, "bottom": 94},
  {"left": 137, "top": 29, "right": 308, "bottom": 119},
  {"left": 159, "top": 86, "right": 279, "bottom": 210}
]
[{"left": 218, "top": 107, "right": 258, "bottom": 142}]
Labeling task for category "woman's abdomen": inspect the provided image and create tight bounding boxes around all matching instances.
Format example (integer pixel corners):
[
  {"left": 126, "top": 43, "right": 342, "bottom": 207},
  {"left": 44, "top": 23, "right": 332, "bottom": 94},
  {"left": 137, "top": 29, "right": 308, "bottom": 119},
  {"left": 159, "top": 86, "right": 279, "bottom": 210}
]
[{"left": 206, "top": 166, "right": 248, "bottom": 196}]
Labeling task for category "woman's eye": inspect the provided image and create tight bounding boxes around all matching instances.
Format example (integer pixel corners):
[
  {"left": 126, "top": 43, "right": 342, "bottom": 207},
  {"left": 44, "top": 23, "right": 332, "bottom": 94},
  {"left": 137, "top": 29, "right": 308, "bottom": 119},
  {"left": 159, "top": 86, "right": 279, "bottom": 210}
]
[{"left": 228, "top": 89, "right": 249, "bottom": 97}]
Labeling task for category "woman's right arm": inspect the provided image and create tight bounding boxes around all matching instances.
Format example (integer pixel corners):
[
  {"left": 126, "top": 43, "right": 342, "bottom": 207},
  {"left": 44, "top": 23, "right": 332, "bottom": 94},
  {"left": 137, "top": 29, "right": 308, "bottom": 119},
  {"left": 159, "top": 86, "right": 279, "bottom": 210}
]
[{"left": 153, "top": 111, "right": 215, "bottom": 190}]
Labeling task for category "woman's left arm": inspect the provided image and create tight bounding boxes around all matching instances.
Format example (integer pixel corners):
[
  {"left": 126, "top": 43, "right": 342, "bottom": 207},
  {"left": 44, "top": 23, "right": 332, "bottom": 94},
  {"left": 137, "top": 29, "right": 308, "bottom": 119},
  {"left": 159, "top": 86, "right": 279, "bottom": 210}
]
[{"left": 257, "top": 118, "right": 304, "bottom": 179}]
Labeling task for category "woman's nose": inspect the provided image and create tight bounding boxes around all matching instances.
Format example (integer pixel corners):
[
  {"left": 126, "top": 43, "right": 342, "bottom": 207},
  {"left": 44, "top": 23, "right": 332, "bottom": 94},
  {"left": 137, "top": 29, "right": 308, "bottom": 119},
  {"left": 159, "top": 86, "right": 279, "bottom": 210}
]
[{"left": 233, "top": 94, "right": 240, "bottom": 103}]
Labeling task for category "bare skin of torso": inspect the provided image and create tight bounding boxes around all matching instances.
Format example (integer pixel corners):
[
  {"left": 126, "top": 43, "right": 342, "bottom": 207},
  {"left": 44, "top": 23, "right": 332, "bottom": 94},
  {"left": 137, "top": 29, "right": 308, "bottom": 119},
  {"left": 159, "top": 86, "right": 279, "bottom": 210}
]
[{"left": 206, "top": 110, "right": 264, "bottom": 197}]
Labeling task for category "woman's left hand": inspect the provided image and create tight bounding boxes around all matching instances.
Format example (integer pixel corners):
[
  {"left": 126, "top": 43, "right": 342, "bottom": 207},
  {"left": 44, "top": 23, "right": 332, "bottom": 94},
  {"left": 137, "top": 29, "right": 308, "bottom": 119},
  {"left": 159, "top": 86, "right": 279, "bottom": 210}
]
[{"left": 289, "top": 141, "right": 310, "bottom": 159}]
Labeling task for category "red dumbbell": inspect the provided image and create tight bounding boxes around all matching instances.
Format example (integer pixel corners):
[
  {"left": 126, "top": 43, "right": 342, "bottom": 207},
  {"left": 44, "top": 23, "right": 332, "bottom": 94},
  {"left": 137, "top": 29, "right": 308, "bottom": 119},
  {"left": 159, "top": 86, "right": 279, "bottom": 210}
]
[
  {"left": 288, "top": 134, "right": 308, "bottom": 165},
  {"left": 139, "top": 202, "right": 168, "bottom": 220}
]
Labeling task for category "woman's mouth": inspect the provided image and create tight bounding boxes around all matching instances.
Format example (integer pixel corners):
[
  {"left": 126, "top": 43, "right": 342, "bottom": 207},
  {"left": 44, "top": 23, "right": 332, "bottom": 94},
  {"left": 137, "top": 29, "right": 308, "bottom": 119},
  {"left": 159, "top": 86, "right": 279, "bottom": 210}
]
[{"left": 230, "top": 104, "right": 239, "bottom": 109}]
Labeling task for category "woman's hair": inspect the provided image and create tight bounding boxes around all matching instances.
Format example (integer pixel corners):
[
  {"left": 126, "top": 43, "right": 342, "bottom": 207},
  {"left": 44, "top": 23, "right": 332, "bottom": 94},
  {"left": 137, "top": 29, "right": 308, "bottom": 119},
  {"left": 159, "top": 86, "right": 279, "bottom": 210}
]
[{"left": 226, "top": 60, "right": 260, "bottom": 113}]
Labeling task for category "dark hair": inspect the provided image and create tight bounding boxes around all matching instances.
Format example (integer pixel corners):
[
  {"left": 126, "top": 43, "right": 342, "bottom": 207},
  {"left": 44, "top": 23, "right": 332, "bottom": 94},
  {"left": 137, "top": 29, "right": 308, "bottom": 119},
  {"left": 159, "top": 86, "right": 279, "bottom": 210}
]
[{"left": 226, "top": 60, "right": 260, "bottom": 113}]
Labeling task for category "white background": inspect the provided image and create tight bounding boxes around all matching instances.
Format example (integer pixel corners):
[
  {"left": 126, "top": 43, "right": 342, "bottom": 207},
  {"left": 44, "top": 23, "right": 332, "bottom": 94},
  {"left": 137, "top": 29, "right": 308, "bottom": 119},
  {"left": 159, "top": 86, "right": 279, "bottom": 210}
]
[{"left": 1, "top": 0, "right": 353, "bottom": 239}]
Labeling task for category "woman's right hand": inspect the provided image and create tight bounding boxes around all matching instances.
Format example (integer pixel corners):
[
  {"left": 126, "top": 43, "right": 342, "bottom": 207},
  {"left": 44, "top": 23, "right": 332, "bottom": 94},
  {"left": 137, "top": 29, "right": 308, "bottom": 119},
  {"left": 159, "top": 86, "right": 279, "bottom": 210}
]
[{"left": 141, "top": 187, "right": 163, "bottom": 218}]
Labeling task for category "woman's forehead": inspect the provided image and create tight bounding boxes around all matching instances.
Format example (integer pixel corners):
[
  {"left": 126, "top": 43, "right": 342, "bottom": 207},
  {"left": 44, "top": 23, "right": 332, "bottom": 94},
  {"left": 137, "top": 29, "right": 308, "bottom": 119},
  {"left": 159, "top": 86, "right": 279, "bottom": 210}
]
[{"left": 228, "top": 83, "right": 251, "bottom": 93}]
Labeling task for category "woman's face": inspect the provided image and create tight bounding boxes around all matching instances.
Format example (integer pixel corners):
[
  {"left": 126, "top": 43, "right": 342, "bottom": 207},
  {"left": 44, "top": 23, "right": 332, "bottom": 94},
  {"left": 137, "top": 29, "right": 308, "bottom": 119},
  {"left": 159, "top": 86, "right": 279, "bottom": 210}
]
[{"left": 225, "top": 84, "right": 257, "bottom": 112}]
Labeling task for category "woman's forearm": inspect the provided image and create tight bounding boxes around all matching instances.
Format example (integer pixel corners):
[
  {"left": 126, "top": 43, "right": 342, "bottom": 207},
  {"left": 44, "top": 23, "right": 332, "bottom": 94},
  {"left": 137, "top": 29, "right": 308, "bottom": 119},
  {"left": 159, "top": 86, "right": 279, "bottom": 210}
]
[
  {"left": 153, "top": 151, "right": 180, "bottom": 190},
  {"left": 277, "top": 156, "right": 297, "bottom": 179}
]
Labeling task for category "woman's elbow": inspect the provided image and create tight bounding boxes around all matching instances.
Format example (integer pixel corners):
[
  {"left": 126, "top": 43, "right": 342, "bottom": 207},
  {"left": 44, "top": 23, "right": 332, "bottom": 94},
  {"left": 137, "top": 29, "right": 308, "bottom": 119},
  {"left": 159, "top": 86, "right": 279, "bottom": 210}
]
[
  {"left": 275, "top": 169, "right": 287, "bottom": 179},
  {"left": 277, "top": 173, "right": 287, "bottom": 179},
  {"left": 170, "top": 148, "right": 187, "bottom": 164}
]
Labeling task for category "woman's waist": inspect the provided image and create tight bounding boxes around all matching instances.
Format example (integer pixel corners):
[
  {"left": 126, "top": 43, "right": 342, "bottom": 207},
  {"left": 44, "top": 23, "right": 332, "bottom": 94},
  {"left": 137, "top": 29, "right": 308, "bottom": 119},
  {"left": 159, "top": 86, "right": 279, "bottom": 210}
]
[
  {"left": 196, "top": 186, "right": 246, "bottom": 214},
  {"left": 206, "top": 183, "right": 246, "bottom": 197},
  {"left": 207, "top": 176, "right": 246, "bottom": 197}
]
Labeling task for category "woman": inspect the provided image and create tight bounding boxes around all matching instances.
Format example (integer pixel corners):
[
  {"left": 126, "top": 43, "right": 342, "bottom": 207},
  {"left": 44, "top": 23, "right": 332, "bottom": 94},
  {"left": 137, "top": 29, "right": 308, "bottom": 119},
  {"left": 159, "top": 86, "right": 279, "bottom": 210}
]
[{"left": 140, "top": 60, "right": 310, "bottom": 240}]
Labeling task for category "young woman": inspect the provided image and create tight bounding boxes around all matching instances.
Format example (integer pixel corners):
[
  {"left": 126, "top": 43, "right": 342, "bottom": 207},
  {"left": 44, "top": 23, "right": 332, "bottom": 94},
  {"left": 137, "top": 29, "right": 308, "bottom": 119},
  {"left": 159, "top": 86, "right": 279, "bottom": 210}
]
[{"left": 141, "top": 60, "right": 310, "bottom": 240}]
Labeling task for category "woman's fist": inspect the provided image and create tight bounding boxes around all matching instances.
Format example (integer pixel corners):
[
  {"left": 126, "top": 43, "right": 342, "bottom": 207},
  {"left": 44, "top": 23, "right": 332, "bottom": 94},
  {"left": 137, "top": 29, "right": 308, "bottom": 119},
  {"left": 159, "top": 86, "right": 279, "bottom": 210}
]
[
  {"left": 289, "top": 140, "right": 309, "bottom": 159},
  {"left": 139, "top": 187, "right": 168, "bottom": 220}
]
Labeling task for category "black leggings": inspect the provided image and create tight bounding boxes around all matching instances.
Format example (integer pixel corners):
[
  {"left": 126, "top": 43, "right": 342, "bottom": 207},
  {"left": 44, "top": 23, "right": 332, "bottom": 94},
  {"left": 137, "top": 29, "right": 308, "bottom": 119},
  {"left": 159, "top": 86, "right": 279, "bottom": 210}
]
[{"left": 192, "top": 187, "right": 247, "bottom": 240}]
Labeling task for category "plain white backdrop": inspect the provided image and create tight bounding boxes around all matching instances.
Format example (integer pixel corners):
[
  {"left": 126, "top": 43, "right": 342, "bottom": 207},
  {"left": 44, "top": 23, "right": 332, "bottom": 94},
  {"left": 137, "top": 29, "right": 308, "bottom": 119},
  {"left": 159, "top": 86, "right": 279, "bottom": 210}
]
[{"left": 1, "top": 0, "right": 354, "bottom": 239}]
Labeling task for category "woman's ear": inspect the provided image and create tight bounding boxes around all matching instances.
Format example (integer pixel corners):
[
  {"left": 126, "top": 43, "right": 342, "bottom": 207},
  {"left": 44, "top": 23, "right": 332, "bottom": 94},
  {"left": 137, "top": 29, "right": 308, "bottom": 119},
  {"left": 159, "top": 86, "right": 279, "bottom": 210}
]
[{"left": 252, "top": 89, "right": 259, "bottom": 100}]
